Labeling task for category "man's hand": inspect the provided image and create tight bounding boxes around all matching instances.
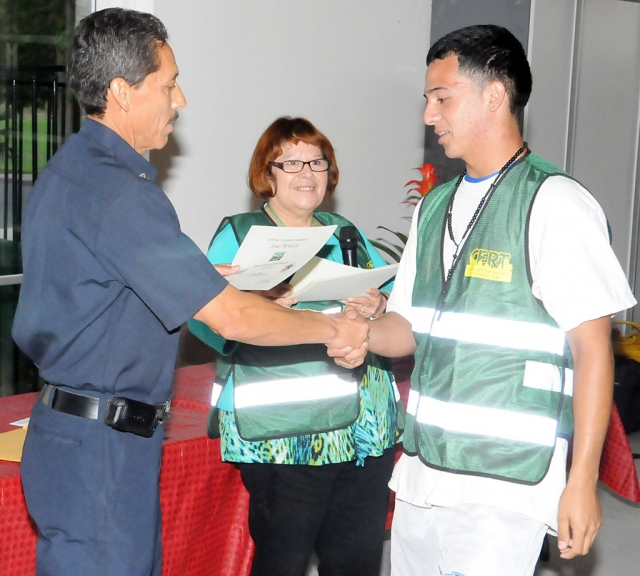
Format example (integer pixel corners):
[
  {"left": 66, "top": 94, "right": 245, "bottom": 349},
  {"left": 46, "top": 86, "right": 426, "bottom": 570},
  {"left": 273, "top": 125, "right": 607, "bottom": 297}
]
[
  {"left": 343, "top": 287, "right": 387, "bottom": 319},
  {"left": 328, "top": 344, "right": 369, "bottom": 368},
  {"left": 557, "top": 479, "right": 602, "bottom": 558},
  {"left": 325, "top": 305, "right": 369, "bottom": 361},
  {"left": 325, "top": 306, "right": 368, "bottom": 367}
]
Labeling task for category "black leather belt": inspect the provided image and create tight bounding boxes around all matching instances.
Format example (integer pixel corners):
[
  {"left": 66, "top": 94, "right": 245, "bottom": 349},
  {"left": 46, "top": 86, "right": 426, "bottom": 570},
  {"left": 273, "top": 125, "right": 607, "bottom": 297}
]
[
  {"left": 40, "top": 384, "right": 170, "bottom": 434},
  {"left": 41, "top": 384, "right": 99, "bottom": 420}
]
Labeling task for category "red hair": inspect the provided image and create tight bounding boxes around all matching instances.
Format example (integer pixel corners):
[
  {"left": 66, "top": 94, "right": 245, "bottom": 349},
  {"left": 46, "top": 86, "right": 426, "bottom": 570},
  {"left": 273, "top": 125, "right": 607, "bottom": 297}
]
[{"left": 248, "top": 117, "right": 339, "bottom": 199}]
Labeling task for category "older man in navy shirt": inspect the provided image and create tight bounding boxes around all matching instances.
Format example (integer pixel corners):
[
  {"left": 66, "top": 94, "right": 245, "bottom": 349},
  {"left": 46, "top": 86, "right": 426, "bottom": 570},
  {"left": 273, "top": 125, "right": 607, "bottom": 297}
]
[{"left": 12, "top": 8, "right": 367, "bottom": 576}]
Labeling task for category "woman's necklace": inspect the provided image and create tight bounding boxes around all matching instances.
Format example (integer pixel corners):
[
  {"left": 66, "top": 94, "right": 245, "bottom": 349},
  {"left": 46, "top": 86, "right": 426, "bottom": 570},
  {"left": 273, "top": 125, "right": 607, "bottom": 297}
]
[
  {"left": 444, "top": 144, "right": 526, "bottom": 283},
  {"left": 264, "top": 203, "right": 318, "bottom": 227}
]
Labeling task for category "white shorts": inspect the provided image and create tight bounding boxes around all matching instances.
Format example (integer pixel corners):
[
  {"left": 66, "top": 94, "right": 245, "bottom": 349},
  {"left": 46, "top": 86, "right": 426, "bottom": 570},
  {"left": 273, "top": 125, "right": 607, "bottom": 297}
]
[{"left": 390, "top": 500, "right": 547, "bottom": 576}]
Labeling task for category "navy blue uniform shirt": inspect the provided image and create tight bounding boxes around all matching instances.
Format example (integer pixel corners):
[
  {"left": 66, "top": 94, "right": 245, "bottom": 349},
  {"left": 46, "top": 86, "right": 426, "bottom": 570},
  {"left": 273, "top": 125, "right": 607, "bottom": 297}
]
[{"left": 13, "top": 119, "right": 226, "bottom": 402}]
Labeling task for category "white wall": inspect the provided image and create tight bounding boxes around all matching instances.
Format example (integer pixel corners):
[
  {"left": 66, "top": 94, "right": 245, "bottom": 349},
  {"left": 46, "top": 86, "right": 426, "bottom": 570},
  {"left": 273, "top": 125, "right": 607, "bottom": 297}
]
[
  {"left": 527, "top": 0, "right": 640, "bottom": 273},
  {"left": 525, "top": 0, "right": 576, "bottom": 170},
  {"left": 150, "top": 1, "right": 431, "bottom": 252},
  {"left": 526, "top": 0, "right": 640, "bottom": 319},
  {"left": 570, "top": 0, "right": 640, "bottom": 298}
]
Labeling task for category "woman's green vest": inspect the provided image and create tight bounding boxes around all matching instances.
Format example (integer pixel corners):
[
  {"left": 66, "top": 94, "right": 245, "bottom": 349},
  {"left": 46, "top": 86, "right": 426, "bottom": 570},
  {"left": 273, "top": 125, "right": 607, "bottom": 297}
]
[
  {"left": 408, "top": 153, "right": 574, "bottom": 484},
  {"left": 209, "top": 208, "right": 403, "bottom": 441}
]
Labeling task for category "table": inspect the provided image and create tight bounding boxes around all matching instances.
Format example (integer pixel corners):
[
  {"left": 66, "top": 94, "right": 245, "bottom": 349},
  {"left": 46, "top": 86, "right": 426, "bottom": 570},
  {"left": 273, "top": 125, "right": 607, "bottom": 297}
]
[
  {"left": 2, "top": 361, "right": 638, "bottom": 576},
  {"left": 0, "top": 378, "right": 254, "bottom": 576}
]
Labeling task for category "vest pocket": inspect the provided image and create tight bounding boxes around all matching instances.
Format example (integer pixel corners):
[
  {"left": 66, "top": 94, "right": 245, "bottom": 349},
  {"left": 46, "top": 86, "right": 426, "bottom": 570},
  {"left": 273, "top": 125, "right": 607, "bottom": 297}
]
[
  {"left": 518, "top": 360, "right": 564, "bottom": 410},
  {"left": 522, "top": 360, "right": 563, "bottom": 392}
]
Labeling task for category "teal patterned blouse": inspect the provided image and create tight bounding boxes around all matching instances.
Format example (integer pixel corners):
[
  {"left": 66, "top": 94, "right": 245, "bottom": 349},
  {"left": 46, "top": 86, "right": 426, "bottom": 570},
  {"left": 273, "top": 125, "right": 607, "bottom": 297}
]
[{"left": 188, "top": 219, "right": 402, "bottom": 466}]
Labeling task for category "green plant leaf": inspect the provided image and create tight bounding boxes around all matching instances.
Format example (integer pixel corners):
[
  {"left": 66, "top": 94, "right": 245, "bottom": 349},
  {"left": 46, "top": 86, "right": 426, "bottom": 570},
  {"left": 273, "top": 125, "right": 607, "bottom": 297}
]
[
  {"left": 369, "top": 240, "right": 402, "bottom": 262},
  {"left": 376, "top": 226, "right": 408, "bottom": 245}
]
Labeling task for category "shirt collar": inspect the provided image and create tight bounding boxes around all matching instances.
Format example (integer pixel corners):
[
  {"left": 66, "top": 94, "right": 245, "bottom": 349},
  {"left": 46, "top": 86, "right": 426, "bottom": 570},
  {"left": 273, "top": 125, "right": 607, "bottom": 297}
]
[
  {"left": 464, "top": 170, "right": 500, "bottom": 184},
  {"left": 80, "top": 118, "right": 158, "bottom": 182}
]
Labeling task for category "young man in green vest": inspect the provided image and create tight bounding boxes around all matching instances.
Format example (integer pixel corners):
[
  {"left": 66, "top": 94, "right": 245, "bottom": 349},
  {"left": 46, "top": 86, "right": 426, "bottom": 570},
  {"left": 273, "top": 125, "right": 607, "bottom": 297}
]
[{"left": 331, "top": 24, "right": 635, "bottom": 576}]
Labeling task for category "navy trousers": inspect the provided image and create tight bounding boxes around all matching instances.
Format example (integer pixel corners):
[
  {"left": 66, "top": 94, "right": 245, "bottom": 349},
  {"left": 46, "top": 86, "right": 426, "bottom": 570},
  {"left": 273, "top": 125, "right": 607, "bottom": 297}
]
[
  {"left": 237, "top": 447, "right": 396, "bottom": 576},
  {"left": 20, "top": 392, "right": 164, "bottom": 576}
]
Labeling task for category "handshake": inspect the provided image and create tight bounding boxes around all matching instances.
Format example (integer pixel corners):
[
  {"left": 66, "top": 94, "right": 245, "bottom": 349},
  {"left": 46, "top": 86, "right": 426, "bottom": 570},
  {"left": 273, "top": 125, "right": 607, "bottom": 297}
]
[
  {"left": 324, "top": 305, "right": 371, "bottom": 369},
  {"left": 210, "top": 265, "right": 382, "bottom": 367}
]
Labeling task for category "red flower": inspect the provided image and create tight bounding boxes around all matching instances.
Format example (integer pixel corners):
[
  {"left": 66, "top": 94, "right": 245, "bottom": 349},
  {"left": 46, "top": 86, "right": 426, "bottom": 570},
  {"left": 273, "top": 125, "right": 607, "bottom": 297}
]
[{"left": 403, "top": 162, "right": 441, "bottom": 205}]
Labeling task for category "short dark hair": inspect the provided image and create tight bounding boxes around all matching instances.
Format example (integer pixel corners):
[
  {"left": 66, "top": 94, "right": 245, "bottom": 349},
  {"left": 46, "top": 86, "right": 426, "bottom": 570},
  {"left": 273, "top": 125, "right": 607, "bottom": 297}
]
[
  {"left": 248, "top": 117, "right": 339, "bottom": 200},
  {"left": 427, "top": 24, "right": 532, "bottom": 117},
  {"left": 68, "top": 8, "right": 168, "bottom": 117}
]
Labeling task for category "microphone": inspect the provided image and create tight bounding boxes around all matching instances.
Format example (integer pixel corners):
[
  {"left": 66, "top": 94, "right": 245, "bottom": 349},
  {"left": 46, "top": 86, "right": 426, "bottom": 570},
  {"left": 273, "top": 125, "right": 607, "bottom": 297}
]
[{"left": 339, "top": 226, "right": 359, "bottom": 268}]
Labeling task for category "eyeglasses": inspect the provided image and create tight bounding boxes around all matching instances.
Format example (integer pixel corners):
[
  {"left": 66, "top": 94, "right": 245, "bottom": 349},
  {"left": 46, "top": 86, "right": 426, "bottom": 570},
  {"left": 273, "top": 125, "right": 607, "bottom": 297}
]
[{"left": 269, "top": 159, "right": 331, "bottom": 173}]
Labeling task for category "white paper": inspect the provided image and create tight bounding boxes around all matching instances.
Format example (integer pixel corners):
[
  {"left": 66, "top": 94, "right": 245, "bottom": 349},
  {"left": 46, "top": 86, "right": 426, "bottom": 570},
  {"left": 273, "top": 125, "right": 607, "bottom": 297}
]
[
  {"left": 290, "top": 257, "right": 398, "bottom": 301},
  {"left": 227, "top": 225, "right": 337, "bottom": 291},
  {"left": 10, "top": 418, "right": 30, "bottom": 427}
]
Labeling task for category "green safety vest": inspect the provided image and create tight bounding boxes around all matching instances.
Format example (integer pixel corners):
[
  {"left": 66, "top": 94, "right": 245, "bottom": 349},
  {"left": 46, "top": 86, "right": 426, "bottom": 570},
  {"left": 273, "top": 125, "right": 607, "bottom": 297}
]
[
  {"left": 407, "top": 153, "right": 574, "bottom": 484},
  {"left": 208, "top": 208, "right": 404, "bottom": 441}
]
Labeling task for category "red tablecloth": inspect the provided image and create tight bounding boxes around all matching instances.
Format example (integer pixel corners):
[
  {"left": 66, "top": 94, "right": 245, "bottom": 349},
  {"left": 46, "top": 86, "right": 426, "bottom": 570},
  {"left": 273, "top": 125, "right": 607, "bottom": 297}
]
[
  {"left": 3, "top": 360, "right": 637, "bottom": 576},
  {"left": 0, "top": 387, "right": 254, "bottom": 576},
  {"left": 172, "top": 363, "right": 216, "bottom": 413},
  {"left": 0, "top": 394, "right": 38, "bottom": 576}
]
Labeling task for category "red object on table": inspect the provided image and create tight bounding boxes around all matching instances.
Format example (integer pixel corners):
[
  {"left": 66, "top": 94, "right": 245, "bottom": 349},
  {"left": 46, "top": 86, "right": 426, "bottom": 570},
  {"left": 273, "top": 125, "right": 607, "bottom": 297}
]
[
  {"left": 599, "top": 402, "right": 640, "bottom": 502},
  {"left": 0, "top": 374, "right": 254, "bottom": 576}
]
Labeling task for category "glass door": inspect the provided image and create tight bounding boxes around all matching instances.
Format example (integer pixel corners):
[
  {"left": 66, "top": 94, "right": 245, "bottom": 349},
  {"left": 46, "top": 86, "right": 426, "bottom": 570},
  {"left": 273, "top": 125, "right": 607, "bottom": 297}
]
[{"left": 0, "top": 0, "right": 89, "bottom": 396}]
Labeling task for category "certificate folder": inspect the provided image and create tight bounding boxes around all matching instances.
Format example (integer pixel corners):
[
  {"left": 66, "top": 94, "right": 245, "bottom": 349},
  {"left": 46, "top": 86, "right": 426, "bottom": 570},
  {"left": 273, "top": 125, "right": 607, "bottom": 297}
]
[
  {"left": 290, "top": 257, "right": 398, "bottom": 302},
  {"left": 226, "top": 225, "right": 337, "bottom": 291}
]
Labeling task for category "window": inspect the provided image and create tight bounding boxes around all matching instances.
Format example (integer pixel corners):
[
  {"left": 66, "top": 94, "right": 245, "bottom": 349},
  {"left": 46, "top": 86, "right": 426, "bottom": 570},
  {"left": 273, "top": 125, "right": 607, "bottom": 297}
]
[{"left": 0, "top": 0, "right": 90, "bottom": 396}]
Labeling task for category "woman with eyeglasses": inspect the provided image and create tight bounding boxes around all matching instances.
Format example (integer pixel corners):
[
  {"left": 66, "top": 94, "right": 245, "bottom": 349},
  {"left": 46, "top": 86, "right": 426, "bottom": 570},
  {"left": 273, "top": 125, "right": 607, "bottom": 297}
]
[{"left": 188, "top": 116, "right": 402, "bottom": 576}]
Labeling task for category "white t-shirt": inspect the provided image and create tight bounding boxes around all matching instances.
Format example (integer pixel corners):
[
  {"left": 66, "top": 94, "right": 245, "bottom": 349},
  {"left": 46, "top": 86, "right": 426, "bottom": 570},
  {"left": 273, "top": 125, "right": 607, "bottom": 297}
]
[{"left": 387, "top": 172, "right": 636, "bottom": 532}]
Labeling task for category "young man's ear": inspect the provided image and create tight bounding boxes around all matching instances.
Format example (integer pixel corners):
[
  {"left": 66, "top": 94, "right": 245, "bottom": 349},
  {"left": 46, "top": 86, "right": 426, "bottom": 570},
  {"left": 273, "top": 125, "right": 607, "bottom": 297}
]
[{"left": 486, "top": 80, "right": 507, "bottom": 113}]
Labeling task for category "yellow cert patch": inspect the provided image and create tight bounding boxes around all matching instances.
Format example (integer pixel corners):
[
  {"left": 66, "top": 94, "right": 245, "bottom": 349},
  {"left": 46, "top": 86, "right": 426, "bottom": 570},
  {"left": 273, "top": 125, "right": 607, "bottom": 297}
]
[{"left": 464, "top": 248, "right": 513, "bottom": 283}]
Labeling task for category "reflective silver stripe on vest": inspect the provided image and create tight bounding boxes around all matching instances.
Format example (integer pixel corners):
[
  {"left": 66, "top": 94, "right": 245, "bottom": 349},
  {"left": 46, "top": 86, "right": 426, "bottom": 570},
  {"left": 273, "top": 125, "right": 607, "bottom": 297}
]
[
  {"left": 391, "top": 380, "right": 401, "bottom": 402},
  {"left": 407, "top": 389, "right": 419, "bottom": 416},
  {"left": 235, "top": 374, "right": 358, "bottom": 409},
  {"left": 411, "top": 307, "right": 565, "bottom": 355},
  {"left": 564, "top": 369, "right": 574, "bottom": 396},
  {"left": 410, "top": 307, "right": 437, "bottom": 332},
  {"left": 210, "top": 382, "right": 224, "bottom": 407},
  {"left": 406, "top": 390, "right": 557, "bottom": 446}
]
